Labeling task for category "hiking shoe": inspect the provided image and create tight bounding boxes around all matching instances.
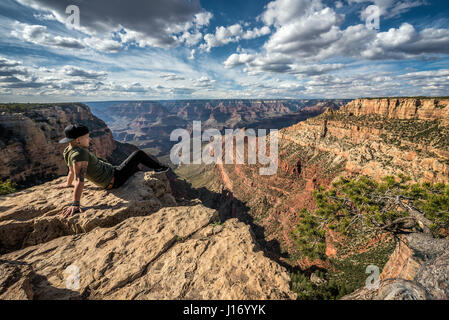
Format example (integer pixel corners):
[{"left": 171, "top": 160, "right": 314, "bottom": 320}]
[{"left": 154, "top": 165, "right": 170, "bottom": 174}]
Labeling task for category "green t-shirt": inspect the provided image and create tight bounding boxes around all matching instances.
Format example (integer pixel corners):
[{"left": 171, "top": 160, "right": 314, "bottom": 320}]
[{"left": 63, "top": 146, "right": 114, "bottom": 189}]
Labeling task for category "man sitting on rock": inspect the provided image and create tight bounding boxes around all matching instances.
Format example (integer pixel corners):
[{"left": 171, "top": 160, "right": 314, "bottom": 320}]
[{"left": 57, "top": 124, "right": 169, "bottom": 218}]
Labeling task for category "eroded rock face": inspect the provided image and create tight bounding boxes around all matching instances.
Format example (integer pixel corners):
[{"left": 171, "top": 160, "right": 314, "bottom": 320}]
[
  {"left": 344, "top": 98, "right": 449, "bottom": 124},
  {"left": 342, "top": 234, "right": 449, "bottom": 300},
  {"left": 0, "top": 172, "right": 296, "bottom": 300},
  {"left": 175, "top": 97, "right": 449, "bottom": 270},
  {"left": 281, "top": 98, "right": 449, "bottom": 184},
  {"left": 0, "top": 104, "right": 137, "bottom": 188},
  {"left": 89, "top": 100, "right": 348, "bottom": 157}
]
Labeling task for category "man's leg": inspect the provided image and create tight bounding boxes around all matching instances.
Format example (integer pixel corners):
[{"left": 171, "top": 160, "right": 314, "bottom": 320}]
[
  {"left": 132, "top": 150, "right": 164, "bottom": 169},
  {"left": 113, "top": 150, "right": 166, "bottom": 188}
]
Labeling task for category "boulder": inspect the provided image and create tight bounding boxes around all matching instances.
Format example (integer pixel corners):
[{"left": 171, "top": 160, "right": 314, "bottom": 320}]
[
  {"left": 342, "top": 233, "right": 449, "bottom": 300},
  {"left": 0, "top": 172, "right": 176, "bottom": 253}
]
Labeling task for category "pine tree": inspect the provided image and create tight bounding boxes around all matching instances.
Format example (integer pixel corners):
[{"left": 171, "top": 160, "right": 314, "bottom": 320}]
[{"left": 291, "top": 174, "right": 449, "bottom": 260}]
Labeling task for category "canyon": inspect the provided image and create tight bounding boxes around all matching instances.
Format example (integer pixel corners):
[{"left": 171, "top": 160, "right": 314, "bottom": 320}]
[
  {"left": 1, "top": 97, "right": 448, "bottom": 300},
  {"left": 87, "top": 99, "right": 349, "bottom": 158},
  {"left": 174, "top": 97, "right": 449, "bottom": 295}
]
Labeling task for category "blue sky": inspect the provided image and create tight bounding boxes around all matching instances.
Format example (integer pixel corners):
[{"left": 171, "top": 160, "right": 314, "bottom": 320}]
[{"left": 0, "top": 0, "right": 449, "bottom": 102}]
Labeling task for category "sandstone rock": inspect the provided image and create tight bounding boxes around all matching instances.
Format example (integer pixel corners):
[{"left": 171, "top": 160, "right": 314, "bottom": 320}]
[
  {"left": 0, "top": 171, "right": 176, "bottom": 253},
  {"left": 280, "top": 98, "right": 449, "bottom": 184},
  {"left": 0, "top": 260, "right": 35, "bottom": 300},
  {"left": 0, "top": 172, "right": 296, "bottom": 300},
  {"left": 343, "top": 98, "right": 449, "bottom": 123},
  {"left": 342, "top": 234, "right": 449, "bottom": 300}
]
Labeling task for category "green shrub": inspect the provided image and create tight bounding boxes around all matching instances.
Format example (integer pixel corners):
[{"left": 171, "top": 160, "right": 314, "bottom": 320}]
[
  {"left": 0, "top": 179, "right": 17, "bottom": 195},
  {"left": 291, "top": 174, "right": 449, "bottom": 260}
]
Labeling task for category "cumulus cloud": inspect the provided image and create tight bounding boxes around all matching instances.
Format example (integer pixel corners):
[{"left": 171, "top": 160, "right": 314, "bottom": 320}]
[
  {"left": 178, "top": 30, "right": 203, "bottom": 46},
  {"left": 201, "top": 24, "right": 243, "bottom": 51},
  {"left": 225, "top": 0, "right": 449, "bottom": 75},
  {"left": 242, "top": 26, "right": 271, "bottom": 40},
  {"left": 11, "top": 22, "right": 85, "bottom": 49},
  {"left": 263, "top": 7, "right": 343, "bottom": 55},
  {"left": 192, "top": 76, "right": 216, "bottom": 88},
  {"left": 15, "top": 0, "right": 209, "bottom": 48},
  {"left": 299, "top": 67, "right": 449, "bottom": 98},
  {"left": 160, "top": 74, "right": 186, "bottom": 81},
  {"left": 188, "top": 49, "right": 196, "bottom": 60},
  {"left": 62, "top": 66, "right": 107, "bottom": 79},
  {"left": 223, "top": 53, "right": 256, "bottom": 68},
  {"left": 361, "top": 23, "right": 449, "bottom": 59},
  {"left": 0, "top": 56, "right": 111, "bottom": 93},
  {"left": 11, "top": 21, "right": 123, "bottom": 52},
  {"left": 201, "top": 24, "right": 271, "bottom": 51},
  {"left": 194, "top": 11, "right": 213, "bottom": 27},
  {"left": 0, "top": 57, "right": 29, "bottom": 77}
]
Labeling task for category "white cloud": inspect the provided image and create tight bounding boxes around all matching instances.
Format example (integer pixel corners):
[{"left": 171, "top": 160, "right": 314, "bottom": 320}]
[
  {"left": 223, "top": 53, "right": 256, "bottom": 68},
  {"left": 192, "top": 76, "right": 216, "bottom": 88},
  {"left": 201, "top": 24, "right": 271, "bottom": 52},
  {"left": 263, "top": 7, "right": 344, "bottom": 55},
  {"left": 11, "top": 21, "right": 123, "bottom": 52},
  {"left": 178, "top": 30, "right": 203, "bottom": 46},
  {"left": 160, "top": 74, "right": 186, "bottom": 81},
  {"left": 188, "top": 49, "right": 196, "bottom": 60},
  {"left": 62, "top": 66, "right": 107, "bottom": 79},
  {"left": 242, "top": 26, "right": 271, "bottom": 40},
  {"left": 194, "top": 12, "right": 213, "bottom": 27},
  {"left": 11, "top": 22, "right": 85, "bottom": 49},
  {"left": 261, "top": 0, "right": 323, "bottom": 26},
  {"left": 362, "top": 23, "right": 449, "bottom": 59},
  {"left": 224, "top": 0, "right": 449, "bottom": 74},
  {"left": 15, "top": 0, "right": 207, "bottom": 48},
  {"left": 349, "top": 0, "right": 427, "bottom": 19}
]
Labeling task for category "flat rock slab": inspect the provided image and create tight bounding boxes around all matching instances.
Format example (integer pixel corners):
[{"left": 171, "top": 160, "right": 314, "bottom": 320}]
[
  {"left": 1, "top": 205, "right": 295, "bottom": 300},
  {"left": 0, "top": 172, "right": 177, "bottom": 253}
]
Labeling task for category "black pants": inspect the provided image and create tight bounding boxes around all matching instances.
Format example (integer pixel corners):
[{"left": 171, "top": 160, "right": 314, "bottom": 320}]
[{"left": 112, "top": 150, "right": 164, "bottom": 188}]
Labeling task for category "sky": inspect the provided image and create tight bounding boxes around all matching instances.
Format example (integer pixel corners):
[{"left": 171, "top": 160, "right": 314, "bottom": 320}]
[{"left": 0, "top": 0, "right": 449, "bottom": 102}]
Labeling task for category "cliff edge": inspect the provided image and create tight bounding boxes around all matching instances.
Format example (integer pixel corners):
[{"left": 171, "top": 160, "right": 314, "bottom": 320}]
[
  {"left": 342, "top": 233, "right": 449, "bottom": 300},
  {"left": 0, "top": 172, "right": 296, "bottom": 300}
]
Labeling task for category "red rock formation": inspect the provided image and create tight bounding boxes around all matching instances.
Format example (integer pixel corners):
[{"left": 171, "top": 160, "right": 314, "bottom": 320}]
[
  {"left": 344, "top": 98, "right": 449, "bottom": 124},
  {"left": 343, "top": 233, "right": 449, "bottom": 300},
  {"left": 177, "top": 98, "right": 449, "bottom": 267}
]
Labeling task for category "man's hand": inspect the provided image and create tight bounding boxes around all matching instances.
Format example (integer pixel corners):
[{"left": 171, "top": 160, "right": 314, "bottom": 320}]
[
  {"left": 55, "top": 183, "right": 72, "bottom": 189},
  {"left": 62, "top": 205, "right": 83, "bottom": 218}
]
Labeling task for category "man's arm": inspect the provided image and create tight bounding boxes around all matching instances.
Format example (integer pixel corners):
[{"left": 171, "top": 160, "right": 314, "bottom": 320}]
[
  {"left": 62, "top": 161, "right": 87, "bottom": 217},
  {"left": 72, "top": 161, "right": 87, "bottom": 202},
  {"left": 56, "top": 166, "right": 74, "bottom": 189}
]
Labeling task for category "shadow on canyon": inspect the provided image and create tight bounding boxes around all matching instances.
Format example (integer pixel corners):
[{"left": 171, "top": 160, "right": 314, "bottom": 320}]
[{"left": 166, "top": 169, "right": 302, "bottom": 275}]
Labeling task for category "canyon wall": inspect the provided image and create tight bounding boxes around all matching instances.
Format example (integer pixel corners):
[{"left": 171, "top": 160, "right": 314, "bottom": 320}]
[
  {"left": 175, "top": 97, "right": 449, "bottom": 270},
  {"left": 281, "top": 97, "right": 449, "bottom": 184},
  {"left": 88, "top": 99, "right": 349, "bottom": 157}
]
